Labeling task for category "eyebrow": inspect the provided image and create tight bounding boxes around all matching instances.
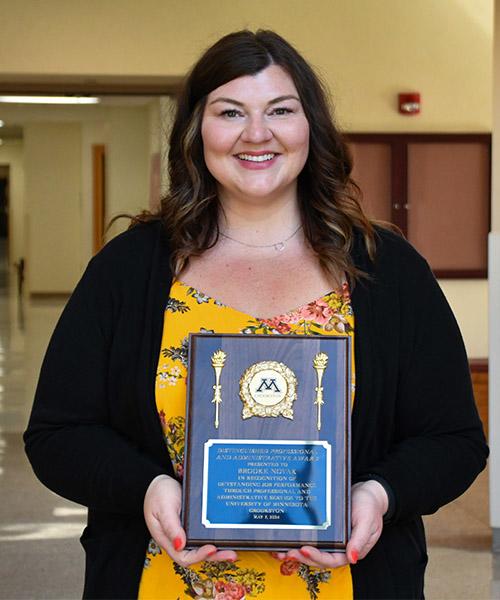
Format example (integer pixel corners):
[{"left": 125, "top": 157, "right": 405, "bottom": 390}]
[{"left": 208, "top": 94, "right": 300, "bottom": 107}]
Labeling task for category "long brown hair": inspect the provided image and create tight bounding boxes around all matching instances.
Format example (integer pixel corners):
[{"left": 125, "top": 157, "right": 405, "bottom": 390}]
[{"left": 144, "top": 30, "right": 376, "bottom": 281}]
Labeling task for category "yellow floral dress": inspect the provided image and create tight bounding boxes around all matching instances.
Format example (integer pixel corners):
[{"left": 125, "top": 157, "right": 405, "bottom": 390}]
[{"left": 138, "top": 280, "right": 355, "bottom": 600}]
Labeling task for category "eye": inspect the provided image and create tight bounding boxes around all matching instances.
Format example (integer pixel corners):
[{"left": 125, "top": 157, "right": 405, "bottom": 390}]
[
  {"left": 220, "top": 108, "right": 243, "bottom": 119},
  {"left": 270, "top": 107, "right": 294, "bottom": 116}
]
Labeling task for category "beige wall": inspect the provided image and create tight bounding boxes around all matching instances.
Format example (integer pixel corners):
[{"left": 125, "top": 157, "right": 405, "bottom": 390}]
[
  {"left": 440, "top": 280, "right": 488, "bottom": 358},
  {"left": 24, "top": 123, "right": 82, "bottom": 293},
  {"left": 0, "top": 0, "right": 491, "bottom": 354},
  {"left": 72, "top": 106, "right": 150, "bottom": 264},
  {"left": 0, "top": 139, "right": 24, "bottom": 266},
  {"left": 81, "top": 120, "right": 107, "bottom": 264},
  {"left": 105, "top": 107, "right": 150, "bottom": 239},
  {"left": 0, "top": 0, "right": 492, "bottom": 131}
]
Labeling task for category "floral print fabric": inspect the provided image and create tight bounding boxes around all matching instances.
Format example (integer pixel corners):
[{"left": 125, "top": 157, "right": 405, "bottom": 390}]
[{"left": 138, "top": 281, "right": 355, "bottom": 600}]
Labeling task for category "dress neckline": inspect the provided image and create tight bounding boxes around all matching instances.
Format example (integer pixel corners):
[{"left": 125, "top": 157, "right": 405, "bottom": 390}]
[{"left": 173, "top": 279, "right": 348, "bottom": 322}]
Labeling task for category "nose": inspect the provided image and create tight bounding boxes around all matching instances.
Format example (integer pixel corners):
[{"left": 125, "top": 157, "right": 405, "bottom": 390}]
[{"left": 240, "top": 115, "right": 273, "bottom": 144}]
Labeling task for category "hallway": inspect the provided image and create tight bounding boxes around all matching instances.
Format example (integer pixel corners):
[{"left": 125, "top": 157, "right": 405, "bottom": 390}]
[
  {"left": 0, "top": 252, "right": 497, "bottom": 599},
  {"left": 0, "top": 252, "right": 85, "bottom": 598}
]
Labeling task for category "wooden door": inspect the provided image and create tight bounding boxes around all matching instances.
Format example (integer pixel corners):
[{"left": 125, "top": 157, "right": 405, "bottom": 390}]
[{"left": 92, "top": 144, "right": 106, "bottom": 254}]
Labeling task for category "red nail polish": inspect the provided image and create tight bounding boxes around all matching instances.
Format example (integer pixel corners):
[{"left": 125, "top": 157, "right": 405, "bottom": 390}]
[
  {"left": 350, "top": 550, "right": 358, "bottom": 564},
  {"left": 173, "top": 537, "right": 183, "bottom": 551},
  {"left": 300, "top": 548, "right": 311, "bottom": 558}
]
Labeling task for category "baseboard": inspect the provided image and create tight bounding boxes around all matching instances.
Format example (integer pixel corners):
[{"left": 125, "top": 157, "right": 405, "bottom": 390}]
[
  {"left": 30, "top": 292, "right": 71, "bottom": 300},
  {"left": 469, "top": 358, "right": 488, "bottom": 372}
]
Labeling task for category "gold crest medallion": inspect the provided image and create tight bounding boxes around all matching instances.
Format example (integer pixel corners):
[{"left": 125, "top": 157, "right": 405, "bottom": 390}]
[{"left": 239, "top": 360, "right": 297, "bottom": 420}]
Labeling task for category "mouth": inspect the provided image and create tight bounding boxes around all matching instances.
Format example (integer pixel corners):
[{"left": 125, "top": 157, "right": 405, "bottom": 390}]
[{"left": 235, "top": 152, "right": 277, "bottom": 163}]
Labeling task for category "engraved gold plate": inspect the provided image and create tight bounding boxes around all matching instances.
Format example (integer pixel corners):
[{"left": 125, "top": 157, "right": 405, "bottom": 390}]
[{"left": 239, "top": 360, "right": 297, "bottom": 419}]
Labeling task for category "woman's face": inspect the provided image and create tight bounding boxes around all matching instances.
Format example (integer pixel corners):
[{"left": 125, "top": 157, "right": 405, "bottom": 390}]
[{"left": 201, "top": 64, "right": 310, "bottom": 205}]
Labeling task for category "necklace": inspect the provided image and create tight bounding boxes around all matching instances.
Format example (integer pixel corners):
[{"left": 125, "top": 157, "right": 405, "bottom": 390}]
[{"left": 220, "top": 224, "right": 302, "bottom": 252}]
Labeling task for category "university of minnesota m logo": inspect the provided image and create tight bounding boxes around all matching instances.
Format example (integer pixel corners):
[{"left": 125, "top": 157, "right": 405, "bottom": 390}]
[{"left": 255, "top": 378, "right": 281, "bottom": 393}]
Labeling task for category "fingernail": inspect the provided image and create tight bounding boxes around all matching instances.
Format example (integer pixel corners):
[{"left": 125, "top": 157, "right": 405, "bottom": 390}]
[
  {"left": 173, "top": 537, "right": 183, "bottom": 551},
  {"left": 300, "top": 548, "right": 311, "bottom": 558},
  {"left": 350, "top": 549, "right": 358, "bottom": 564},
  {"left": 207, "top": 549, "right": 217, "bottom": 557}
]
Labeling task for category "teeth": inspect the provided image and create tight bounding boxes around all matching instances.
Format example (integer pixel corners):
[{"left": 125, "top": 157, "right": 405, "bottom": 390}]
[{"left": 237, "top": 153, "right": 275, "bottom": 162}]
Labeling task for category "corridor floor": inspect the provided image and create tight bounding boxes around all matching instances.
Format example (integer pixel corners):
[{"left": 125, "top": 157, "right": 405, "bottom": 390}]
[{"left": 0, "top": 269, "right": 498, "bottom": 599}]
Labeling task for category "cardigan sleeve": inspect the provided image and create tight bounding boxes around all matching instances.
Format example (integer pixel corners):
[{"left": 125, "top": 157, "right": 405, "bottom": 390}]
[
  {"left": 367, "top": 245, "right": 488, "bottom": 522},
  {"left": 24, "top": 252, "right": 167, "bottom": 516}
]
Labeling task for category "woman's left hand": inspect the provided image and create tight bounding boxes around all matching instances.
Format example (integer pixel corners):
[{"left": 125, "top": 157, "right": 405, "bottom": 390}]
[{"left": 271, "top": 480, "right": 388, "bottom": 568}]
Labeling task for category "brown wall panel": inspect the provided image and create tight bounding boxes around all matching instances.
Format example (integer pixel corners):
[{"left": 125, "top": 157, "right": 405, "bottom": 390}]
[
  {"left": 350, "top": 142, "right": 392, "bottom": 222},
  {"left": 407, "top": 143, "right": 489, "bottom": 271}
]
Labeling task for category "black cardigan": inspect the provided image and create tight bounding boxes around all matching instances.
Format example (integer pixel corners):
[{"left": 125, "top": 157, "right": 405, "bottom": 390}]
[{"left": 24, "top": 221, "right": 488, "bottom": 599}]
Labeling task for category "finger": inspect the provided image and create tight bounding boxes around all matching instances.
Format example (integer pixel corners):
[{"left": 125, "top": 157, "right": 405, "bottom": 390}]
[
  {"left": 349, "top": 511, "right": 372, "bottom": 551},
  {"left": 205, "top": 549, "right": 238, "bottom": 563},
  {"left": 357, "top": 528, "right": 382, "bottom": 560},
  {"left": 347, "top": 519, "right": 381, "bottom": 562},
  {"left": 286, "top": 546, "right": 348, "bottom": 569},
  {"left": 269, "top": 551, "right": 287, "bottom": 561},
  {"left": 286, "top": 549, "right": 316, "bottom": 566},
  {"left": 155, "top": 510, "right": 185, "bottom": 552},
  {"left": 145, "top": 516, "right": 171, "bottom": 552},
  {"left": 172, "top": 545, "right": 237, "bottom": 567},
  {"left": 173, "top": 544, "right": 217, "bottom": 566},
  {"left": 301, "top": 547, "right": 348, "bottom": 569}
]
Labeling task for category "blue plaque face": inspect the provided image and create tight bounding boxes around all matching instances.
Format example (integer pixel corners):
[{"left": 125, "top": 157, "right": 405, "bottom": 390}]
[
  {"left": 203, "top": 441, "right": 331, "bottom": 529},
  {"left": 182, "top": 334, "right": 351, "bottom": 552}
]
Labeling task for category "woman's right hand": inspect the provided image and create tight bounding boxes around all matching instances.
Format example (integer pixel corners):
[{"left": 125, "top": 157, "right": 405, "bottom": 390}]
[{"left": 144, "top": 474, "right": 238, "bottom": 567}]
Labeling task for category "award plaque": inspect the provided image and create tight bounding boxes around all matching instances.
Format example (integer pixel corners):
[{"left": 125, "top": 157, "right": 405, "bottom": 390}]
[{"left": 182, "top": 333, "right": 351, "bottom": 551}]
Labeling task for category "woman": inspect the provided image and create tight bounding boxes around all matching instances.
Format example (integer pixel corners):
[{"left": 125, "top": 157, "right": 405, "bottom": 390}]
[{"left": 24, "top": 30, "right": 487, "bottom": 600}]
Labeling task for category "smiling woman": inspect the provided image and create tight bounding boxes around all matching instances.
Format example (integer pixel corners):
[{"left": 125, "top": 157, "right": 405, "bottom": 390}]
[
  {"left": 24, "top": 29, "right": 488, "bottom": 600},
  {"left": 201, "top": 65, "right": 309, "bottom": 207},
  {"left": 162, "top": 30, "right": 375, "bottom": 291}
]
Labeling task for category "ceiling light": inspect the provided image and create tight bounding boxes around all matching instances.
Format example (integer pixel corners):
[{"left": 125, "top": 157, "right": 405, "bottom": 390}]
[{"left": 0, "top": 96, "right": 100, "bottom": 105}]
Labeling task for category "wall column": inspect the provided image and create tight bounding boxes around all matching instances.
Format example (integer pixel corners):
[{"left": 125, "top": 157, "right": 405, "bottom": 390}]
[{"left": 490, "top": 0, "right": 500, "bottom": 554}]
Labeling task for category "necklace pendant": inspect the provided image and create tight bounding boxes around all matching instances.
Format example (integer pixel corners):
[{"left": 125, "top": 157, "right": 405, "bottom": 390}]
[{"left": 274, "top": 242, "right": 285, "bottom": 252}]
